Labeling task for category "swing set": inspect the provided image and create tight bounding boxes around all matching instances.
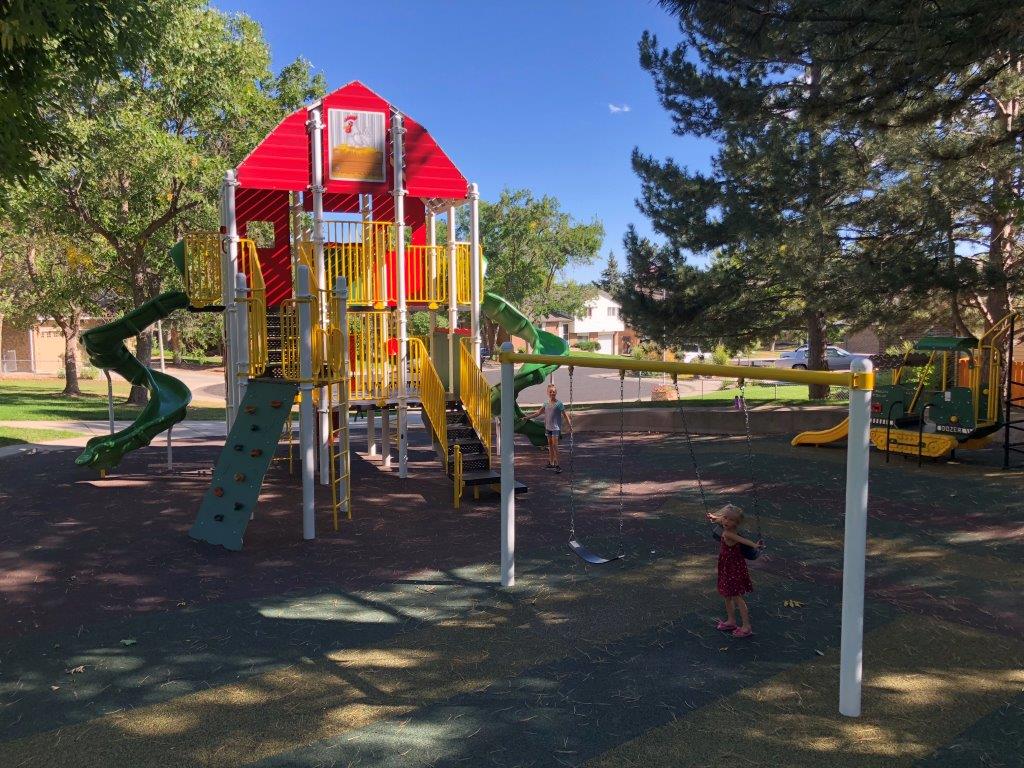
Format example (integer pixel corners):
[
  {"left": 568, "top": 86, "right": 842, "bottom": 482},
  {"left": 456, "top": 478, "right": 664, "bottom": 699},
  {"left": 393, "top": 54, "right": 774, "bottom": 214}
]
[
  {"left": 562, "top": 367, "right": 763, "bottom": 565},
  {"left": 496, "top": 345, "right": 875, "bottom": 719}
]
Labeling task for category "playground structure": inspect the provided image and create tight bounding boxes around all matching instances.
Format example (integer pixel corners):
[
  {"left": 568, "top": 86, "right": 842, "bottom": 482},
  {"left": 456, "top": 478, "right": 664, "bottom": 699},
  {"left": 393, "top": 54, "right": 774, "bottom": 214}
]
[
  {"left": 75, "top": 81, "right": 564, "bottom": 549},
  {"left": 792, "top": 312, "right": 1024, "bottom": 463}
]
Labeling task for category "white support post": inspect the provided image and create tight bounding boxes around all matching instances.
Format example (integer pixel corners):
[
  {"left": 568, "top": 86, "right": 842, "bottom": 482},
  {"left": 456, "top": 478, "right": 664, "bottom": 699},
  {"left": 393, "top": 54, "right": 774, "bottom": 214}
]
[
  {"left": 308, "top": 105, "right": 330, "bottom": 486},
  {"left": 427, "top": 210, "right": 437, "bottom": 356},
  {"left": 289, "top": 191, "right": 302, "bottom": 290},
  {"left": 297, "top": 265, "right": 317, "bottom": 540},
  {"left": 166, "top": 426, "right": 173, "bottom": 471},
  {"left": 368, "top": 406, "right": 378, "bottom": 456},
  {"left": 499, "top": 342, "right": 516, "bottom": 587},
  {"left": 392, "top": 110, "right": 410, "bottom": 478},
  {"left": 234, "top": 273, "right": 250, "bottom": 405},
  {"left": 469, "top": 183, "right": 482, "bottom": 366},
  {"left": 381, "top": 407, "right": 392, "bottom": 468},
  {"left": 335, "top": 276, "right": 350, "bottom": 517},
  {"left": 221, "top": 170, "right": 240, "bottom": 429},
  {"left": 839, "top": 358, "right": 873, "bottom": 717},
  {"left": 447, "top": 204, "right": 458, "bottom": 394}
]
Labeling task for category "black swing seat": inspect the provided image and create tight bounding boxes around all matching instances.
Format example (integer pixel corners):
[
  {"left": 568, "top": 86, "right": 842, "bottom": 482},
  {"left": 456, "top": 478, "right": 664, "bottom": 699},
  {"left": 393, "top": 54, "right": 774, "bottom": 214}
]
[{"left": 568, "top": 538, "right": 624, "bottom": 565}]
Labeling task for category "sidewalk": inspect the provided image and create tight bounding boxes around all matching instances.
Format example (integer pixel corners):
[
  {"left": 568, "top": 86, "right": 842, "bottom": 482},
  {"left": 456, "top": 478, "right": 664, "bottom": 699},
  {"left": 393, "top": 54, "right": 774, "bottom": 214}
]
[{"left": 0, "top": 420, "right": 227, "bottom": 461}]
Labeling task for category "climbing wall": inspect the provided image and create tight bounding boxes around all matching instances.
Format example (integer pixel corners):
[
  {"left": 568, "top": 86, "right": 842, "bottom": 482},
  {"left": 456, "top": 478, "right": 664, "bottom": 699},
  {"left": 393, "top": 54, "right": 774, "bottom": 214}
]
[{"left": 189, "top": 379, "right": 299, "bottom": 550}]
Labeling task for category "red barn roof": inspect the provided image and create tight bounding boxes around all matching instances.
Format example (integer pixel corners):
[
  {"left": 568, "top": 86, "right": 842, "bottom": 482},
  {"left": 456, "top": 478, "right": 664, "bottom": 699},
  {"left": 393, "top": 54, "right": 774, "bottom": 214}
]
[{"left": 236, "top": 81, "right": 469, "bottom": 200}]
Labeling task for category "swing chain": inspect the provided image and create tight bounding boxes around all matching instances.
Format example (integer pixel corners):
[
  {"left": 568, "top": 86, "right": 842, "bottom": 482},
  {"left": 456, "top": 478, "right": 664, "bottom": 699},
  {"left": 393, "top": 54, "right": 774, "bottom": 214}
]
[
  {"left": 737, "top": 379, "right": 763, "bottom": 541},
  {"left": 568, "top": 365, "right": 576, "bottom": 541},
  {"left": 672, "top": 374, "right": 710, "bottom": 516},
  {"left": 618, "top": 369, "right": 625, "bottom": 557}
]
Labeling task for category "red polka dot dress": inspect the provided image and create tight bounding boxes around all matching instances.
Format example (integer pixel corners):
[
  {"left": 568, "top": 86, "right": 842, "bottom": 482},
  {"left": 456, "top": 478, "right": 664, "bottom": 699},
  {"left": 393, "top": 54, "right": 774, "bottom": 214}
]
[{"left": 717, "top": 539, "right": 753, "bottom": 597}]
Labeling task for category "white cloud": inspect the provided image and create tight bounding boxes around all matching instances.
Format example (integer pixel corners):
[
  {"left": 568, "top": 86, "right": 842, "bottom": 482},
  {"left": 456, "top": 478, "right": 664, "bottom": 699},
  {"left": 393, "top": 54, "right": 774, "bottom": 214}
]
[{"left": 608, "top": 103, "right": 631, "bottom": 114}]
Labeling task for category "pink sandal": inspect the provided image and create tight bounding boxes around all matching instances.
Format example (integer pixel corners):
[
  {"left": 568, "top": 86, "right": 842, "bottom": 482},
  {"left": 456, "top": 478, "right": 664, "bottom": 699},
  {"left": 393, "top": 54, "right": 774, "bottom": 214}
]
[
  {"left": 715, "top": 620, "right": 737, "bottom": 631},
  {"left": 731, "top": 627, "right": 754, "bottom": 638}
]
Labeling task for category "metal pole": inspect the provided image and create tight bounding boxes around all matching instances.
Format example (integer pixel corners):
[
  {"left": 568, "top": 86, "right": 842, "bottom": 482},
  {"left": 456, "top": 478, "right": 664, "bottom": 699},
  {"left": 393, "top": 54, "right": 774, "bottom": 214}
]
[
  {"left": 447, "top": 204, "right": 458, "bottom": 394},
  {"left": 166, "top": 425, "right": 173, "bottom": 471},
  {"left": 469, "top": 183, "right": 482, "bottom": 365},
  {"left": 156, "top": 319, "right": 166, "bottom": 373},
  {"left": 105, "top": 370, "right": 115, "bottom": 435},
  {"left": 368, "top": 406, "right": 378, "bottom": 456},
  {"left": 392, "top": 110, "right": 410, "bottom": 479},
  {"left": 500, "top": 342, "right": 516, "bottom": 587},
  {"left": 427, "top": 211, "right": 437, "bottom": 357},
  {"left": 839, "top": 357, "right": 873, "bottom": 717},
  {"left": 381, "top": 408, "right": 392, "bottom": 468},
  {"left": 296, "top": 265, "right": 316, "bottom": 540},
  {"left": 1004, "top": 314, "right": 1015, "bottom": 470},
  {"left": 335, "top": 276, "right": 350, "bottom": 516},
  {"left": 222, "top": 170, "right": 240, "bottom": 429},
  {"left": 234, "top": 273, "right": 250, "bottom": 404},
  {"left": 308, "top": 105, "right": 330, "bottom": 486}
]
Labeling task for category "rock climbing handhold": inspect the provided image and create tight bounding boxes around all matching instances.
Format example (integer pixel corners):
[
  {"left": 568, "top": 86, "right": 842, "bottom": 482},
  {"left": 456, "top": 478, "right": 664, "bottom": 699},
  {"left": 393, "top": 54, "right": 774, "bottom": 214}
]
[
  {"left": 250, "top": 448, "right": 263, "bottom": 458},
  {"left": 244, "top": 405, "right": 257, "bottom": 415},
  {"left": 234, "top": 472, "right": 246, "bottom": 482},
  {"left": 213, "top": 487, "right": 224, "bottom": 497}
]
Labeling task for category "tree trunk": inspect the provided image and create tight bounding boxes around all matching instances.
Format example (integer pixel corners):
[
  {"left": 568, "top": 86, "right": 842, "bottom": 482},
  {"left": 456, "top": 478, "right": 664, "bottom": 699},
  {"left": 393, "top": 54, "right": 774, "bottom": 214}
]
[
  {"left": 169, "top": 323, "right": 183, "bottom": 364},
  {"left": 129, "top": 331, "right": 152, "bottom": 405},
  {"left": 984, "top": 211, "right": 1014, "bottom": 326},
  {"left": 61, "top": 324, "right": 82, "bottom": 396},
  {"left": 805, "top": 309, "right": 829, "bottom": 400}
]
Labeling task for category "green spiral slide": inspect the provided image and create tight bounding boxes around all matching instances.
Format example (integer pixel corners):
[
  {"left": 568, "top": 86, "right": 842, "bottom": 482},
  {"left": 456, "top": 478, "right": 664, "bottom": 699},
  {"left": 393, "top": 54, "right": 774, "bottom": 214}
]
[
  {"left": 75, "top": 292, "right": 192, "bottom": 472},
  {"left": 482, "top": 291, "right": 570, "bottom": 448}
]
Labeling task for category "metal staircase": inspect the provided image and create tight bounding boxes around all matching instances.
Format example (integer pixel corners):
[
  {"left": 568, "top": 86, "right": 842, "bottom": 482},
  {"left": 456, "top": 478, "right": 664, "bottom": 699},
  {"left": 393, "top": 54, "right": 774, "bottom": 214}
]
[{"left": 429, "top": 401, "right": 527, "bottom": 498}]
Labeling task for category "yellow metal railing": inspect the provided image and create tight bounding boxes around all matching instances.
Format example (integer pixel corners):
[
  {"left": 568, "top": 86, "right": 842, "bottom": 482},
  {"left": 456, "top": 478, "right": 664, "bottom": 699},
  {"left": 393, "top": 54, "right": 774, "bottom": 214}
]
[
  {"left": 349, "top": 310, "right": 395, "bottom": 401},
  {"left": 406, "top": 244, "right": 447, "bottom": 308},
  {"left": 318, "top": 220, "right": 395, "bottom": 309},
  {"left": 455, "top": 243, "right": 473, "bottom": 305},
  {"left": 237, "top": 238, "right": 268, "bottom": 377},
  {"left": 413, "top": 338, "right": 448, "bottom": 470},
  {"left": 459, "top": 337, "right": 492, "bottom": 455},
  {"left": 183, "top": 232, "right": 222, "bottom": 307},
  {"left": 279, "top": 296, "right": 325, "bottom": 382}
]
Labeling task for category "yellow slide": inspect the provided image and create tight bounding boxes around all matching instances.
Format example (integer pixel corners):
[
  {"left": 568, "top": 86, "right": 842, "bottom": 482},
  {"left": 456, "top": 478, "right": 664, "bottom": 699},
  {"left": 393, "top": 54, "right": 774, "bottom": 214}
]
[{"left": 791, "top": 416, "right": 850, "bottom": 447}]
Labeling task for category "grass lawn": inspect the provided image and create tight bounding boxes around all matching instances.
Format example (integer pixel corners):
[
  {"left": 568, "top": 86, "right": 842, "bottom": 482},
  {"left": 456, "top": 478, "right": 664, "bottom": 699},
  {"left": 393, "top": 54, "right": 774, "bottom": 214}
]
[
  {"left": 0, "top": 426, "right": 83, "bottom": 448},
  {"left": 0, "top": 377, "right": 225, "bottom": 422}
]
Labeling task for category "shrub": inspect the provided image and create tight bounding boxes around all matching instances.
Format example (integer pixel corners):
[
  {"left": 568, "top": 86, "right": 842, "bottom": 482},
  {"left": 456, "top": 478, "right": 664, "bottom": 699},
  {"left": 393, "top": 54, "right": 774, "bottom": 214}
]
[
  {"left": 711, "top": 344, "right": 730, "bottom": 366},
  {"left": 574, "top": 340, "right": 600, "bottom": 352}
]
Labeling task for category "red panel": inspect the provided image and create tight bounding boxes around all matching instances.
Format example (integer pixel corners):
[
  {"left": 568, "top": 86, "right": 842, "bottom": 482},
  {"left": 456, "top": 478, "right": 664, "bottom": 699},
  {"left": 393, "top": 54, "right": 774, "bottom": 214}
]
[
  {"left": 236, "top": 188, "right": 292, "bottom": 307},
  {"left": 237, "top": 109, "right": 310, "bottom": 192},
  {"left": 403, "top": 116, "right": 469, "bottom": 199}
]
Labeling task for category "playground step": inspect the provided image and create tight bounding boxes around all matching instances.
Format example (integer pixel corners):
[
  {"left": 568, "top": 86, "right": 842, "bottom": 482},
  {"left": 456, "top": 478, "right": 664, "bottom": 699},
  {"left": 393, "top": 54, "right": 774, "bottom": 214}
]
[
  {"left": 458, "top": 468, "right": 528, "bottom": 492},
  {"left": 189, "top": 378, "right": 299, "bottom": 550},
  {"left": 446, "top": 438, "right": 485, "bottom": 456}
]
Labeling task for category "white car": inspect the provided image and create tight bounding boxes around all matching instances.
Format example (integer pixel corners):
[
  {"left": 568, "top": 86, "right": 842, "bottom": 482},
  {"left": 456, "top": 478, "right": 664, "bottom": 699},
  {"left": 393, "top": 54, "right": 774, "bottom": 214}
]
[
  {"left": 774, "top": 345, "right": 869, "bottom": 370},
  {"left": 677, "top": 343, "right": 706, "bottom": 364}
]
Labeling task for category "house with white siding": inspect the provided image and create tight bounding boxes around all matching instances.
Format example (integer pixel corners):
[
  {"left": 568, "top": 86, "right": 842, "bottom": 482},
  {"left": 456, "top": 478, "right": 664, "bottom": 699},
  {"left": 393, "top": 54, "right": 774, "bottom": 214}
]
[{"left": 539, "top": 291, "right": 637, "bottom": 355}]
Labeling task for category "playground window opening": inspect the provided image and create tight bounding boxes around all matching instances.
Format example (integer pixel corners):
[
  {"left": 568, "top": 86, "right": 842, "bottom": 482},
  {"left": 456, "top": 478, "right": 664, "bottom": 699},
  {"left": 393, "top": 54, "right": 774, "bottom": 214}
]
[{"left": 246, "top": 220, "right": 276, "bottom": 249}]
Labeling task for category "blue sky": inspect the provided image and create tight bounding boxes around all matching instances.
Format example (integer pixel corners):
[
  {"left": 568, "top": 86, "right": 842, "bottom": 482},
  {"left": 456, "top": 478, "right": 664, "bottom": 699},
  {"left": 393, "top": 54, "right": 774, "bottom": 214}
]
[{"left": 215, "top": 0, "right": 715, "bottom": 282}]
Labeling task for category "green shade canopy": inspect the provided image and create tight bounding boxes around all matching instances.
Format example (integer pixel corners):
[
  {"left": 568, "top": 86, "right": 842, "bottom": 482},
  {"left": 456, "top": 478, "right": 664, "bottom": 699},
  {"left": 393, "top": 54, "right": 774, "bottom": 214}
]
[{"left": 913, "top": 336, "right": 978, "bottom": 352}]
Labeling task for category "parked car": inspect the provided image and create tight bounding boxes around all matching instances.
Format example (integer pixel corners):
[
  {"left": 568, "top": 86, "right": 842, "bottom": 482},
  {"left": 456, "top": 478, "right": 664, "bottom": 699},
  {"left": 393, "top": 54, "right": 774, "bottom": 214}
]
[
  {"left": 676, "top": 343, "right": 706, "bottom": 364},
  {"left": 773, "top": 345, "right": 869, "bottom": 370}
]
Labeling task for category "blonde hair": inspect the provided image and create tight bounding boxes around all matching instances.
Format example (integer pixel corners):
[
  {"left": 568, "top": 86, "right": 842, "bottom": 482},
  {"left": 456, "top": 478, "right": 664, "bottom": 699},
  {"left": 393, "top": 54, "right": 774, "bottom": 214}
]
[{"left": 716, "top": 503, "right": 745, "bottom": 524}]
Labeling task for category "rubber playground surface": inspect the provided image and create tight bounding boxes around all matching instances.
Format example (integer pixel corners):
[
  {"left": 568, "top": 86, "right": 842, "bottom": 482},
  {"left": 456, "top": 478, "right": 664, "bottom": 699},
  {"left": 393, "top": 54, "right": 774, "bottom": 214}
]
[{"left": 1, "top": 426, "right": 1023, "bottom": 767}]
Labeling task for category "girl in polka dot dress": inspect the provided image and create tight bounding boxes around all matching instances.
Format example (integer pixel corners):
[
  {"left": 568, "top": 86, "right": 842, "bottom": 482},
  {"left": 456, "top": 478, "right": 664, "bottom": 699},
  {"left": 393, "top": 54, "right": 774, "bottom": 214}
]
[{"left": 707, "top": 504, "right": 763, "bottom": 638}]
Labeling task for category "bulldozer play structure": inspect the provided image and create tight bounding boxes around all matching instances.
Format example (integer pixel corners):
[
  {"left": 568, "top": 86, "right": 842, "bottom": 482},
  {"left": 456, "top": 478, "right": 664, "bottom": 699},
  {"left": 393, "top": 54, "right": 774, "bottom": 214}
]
[
  {"left": 74, "top": 81, "right": 559, "bottom": 550},
  {"left": 793, "top": 313, "right": 1024, "bottom": 462}
]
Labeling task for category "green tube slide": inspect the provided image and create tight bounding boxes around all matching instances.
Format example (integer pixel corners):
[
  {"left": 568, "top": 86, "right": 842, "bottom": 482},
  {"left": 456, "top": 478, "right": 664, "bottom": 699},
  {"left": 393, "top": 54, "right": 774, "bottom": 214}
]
[
  {"left": 482, "top": 291, "right": 570, "bottom": 448},
  {"left": 75, "top": 292, "right": 192, "bottom": 472}
]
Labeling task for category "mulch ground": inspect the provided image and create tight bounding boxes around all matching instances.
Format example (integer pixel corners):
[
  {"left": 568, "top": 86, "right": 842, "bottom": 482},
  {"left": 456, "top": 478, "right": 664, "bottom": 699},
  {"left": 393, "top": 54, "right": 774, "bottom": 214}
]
[{"left": 1, "top": 426, "right": 1022, "bottom": 767}]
